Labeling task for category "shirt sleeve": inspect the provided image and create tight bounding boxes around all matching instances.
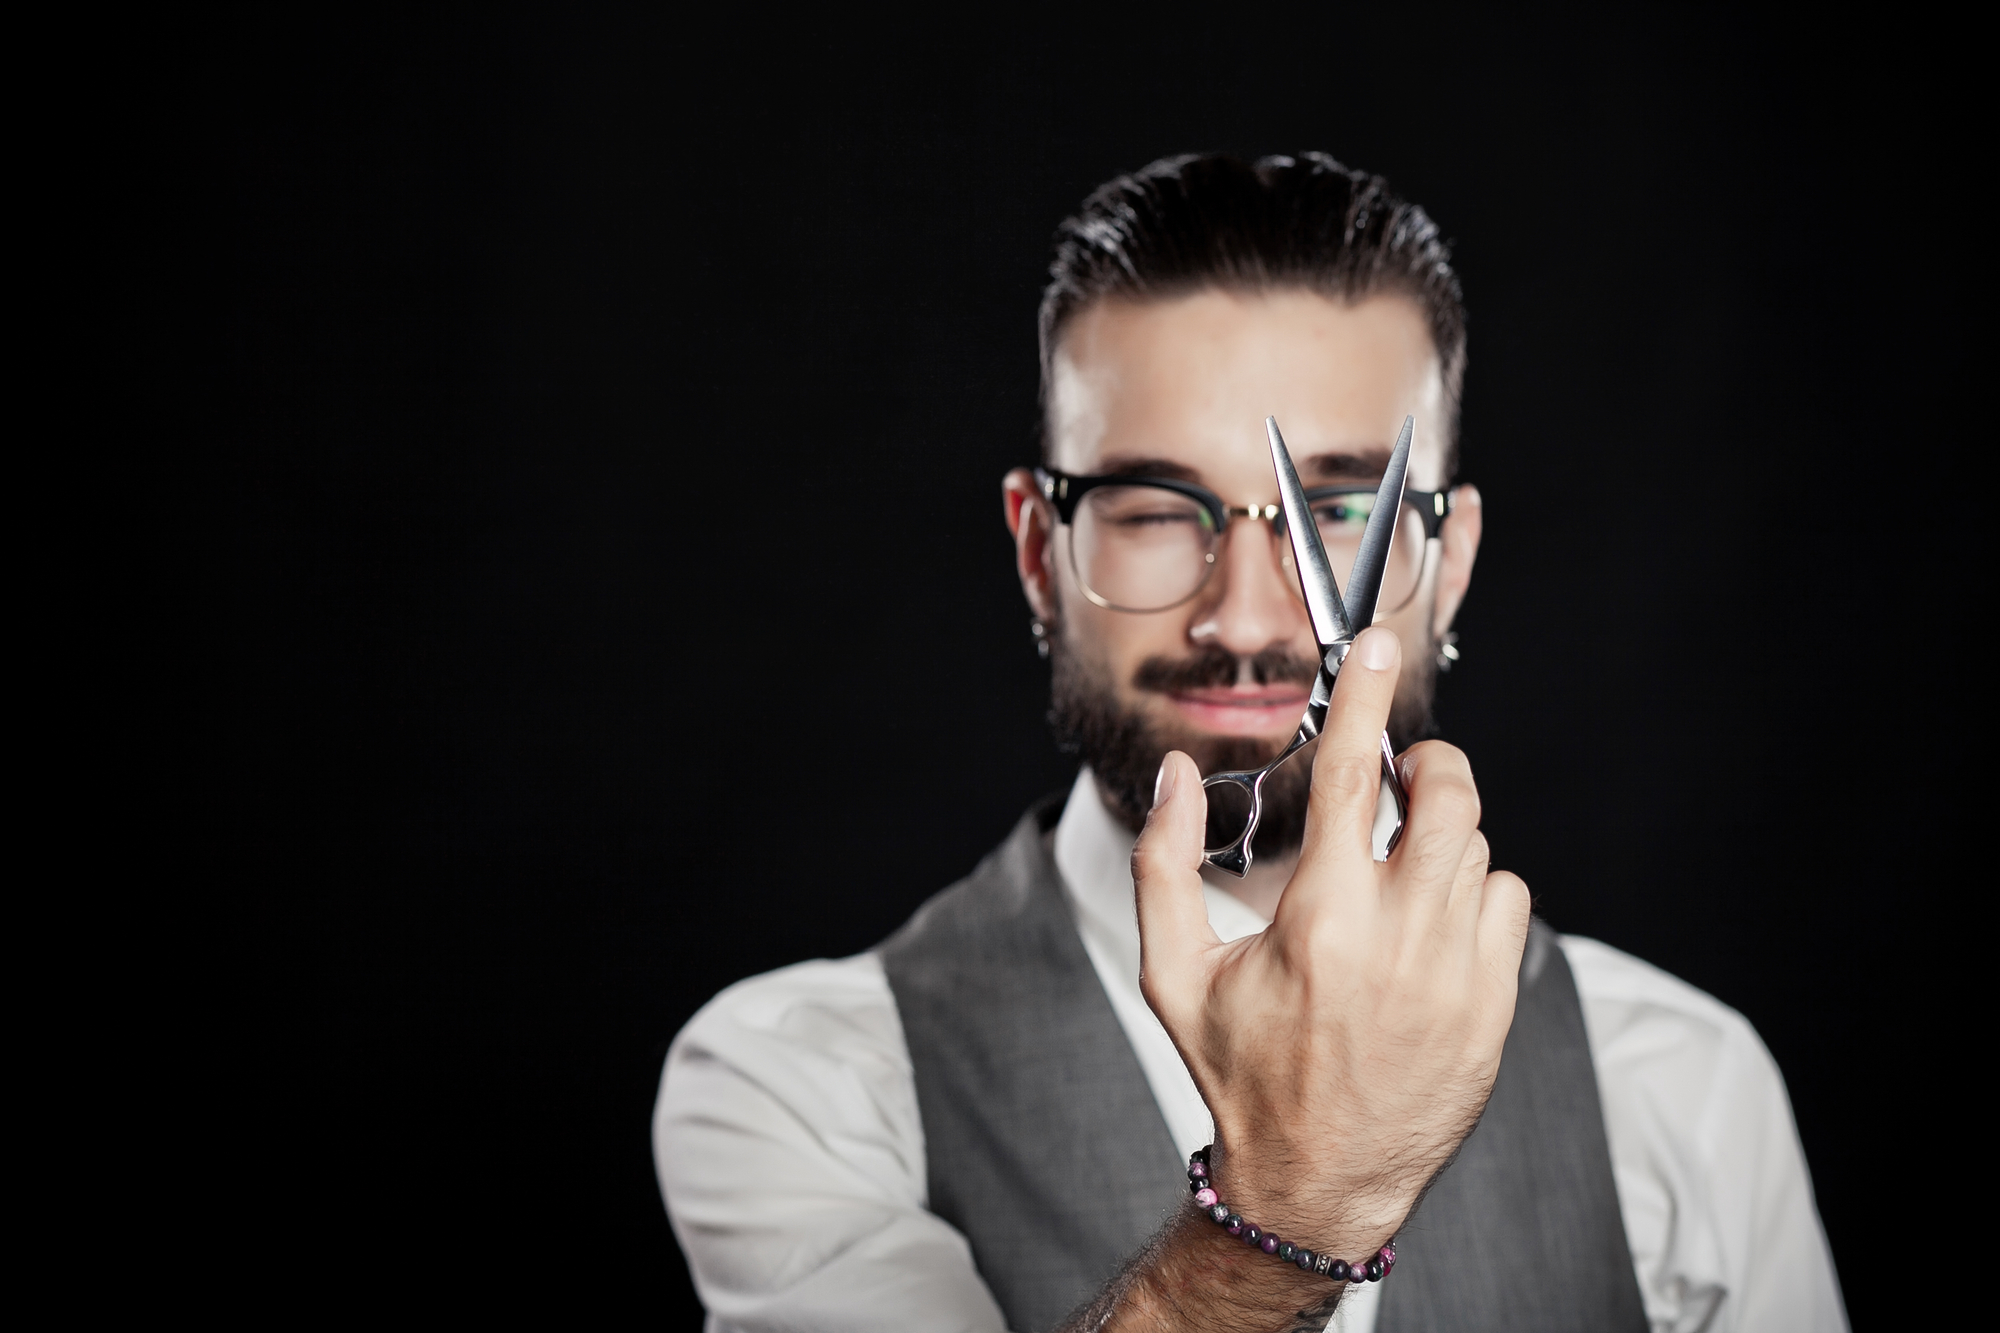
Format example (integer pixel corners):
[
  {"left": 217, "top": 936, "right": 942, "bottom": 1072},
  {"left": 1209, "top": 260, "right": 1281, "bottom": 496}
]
[
  {"left": 1561, "top": 936, "right": 1848, "bottom": 1333},
  {"left": 654, "top": 953, "right": 1011, "bottom": 1333}
]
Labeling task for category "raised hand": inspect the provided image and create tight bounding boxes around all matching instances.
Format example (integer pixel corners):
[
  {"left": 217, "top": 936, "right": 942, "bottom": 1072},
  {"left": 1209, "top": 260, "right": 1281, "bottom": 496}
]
[{"left": 1133, "top": 626, "right": 1530, "bottom": 1277}]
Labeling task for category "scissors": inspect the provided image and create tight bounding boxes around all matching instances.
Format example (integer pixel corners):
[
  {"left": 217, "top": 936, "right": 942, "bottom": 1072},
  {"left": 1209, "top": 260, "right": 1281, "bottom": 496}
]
[{"left": 1201, "top": 414, "right": 1413, "bottom": 877}]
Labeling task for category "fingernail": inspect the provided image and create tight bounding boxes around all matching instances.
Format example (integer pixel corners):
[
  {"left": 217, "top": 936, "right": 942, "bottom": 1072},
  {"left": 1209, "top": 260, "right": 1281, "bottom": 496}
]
[
  {"left": 1355, "top": 628, "right": 1399, "bottom": 671},
  {"left": 1457, "top": 483, "right": 1482, "bottom": 508},
  {"left": 1153, "top": 756, "right": 1177, "bottom": 809}
]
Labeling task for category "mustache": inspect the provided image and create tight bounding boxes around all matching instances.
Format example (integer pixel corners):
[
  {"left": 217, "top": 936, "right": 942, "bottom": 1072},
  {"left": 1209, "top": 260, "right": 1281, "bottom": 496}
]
[{"left": 1131, "top": 645, "right": 1320, "bottom": 694}]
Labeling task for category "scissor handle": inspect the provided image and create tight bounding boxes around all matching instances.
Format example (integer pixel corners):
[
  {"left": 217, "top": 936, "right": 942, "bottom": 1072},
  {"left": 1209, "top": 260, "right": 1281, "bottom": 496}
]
[
  {"left": 1199, "top": 765, "right": 1273, "bottom": 878},
  {"left": 1373, "top": 732, "right": 1409, "bottom": 862},
  {"left": 1200, "top": 730, "right": 1407, "bottom": 878}
]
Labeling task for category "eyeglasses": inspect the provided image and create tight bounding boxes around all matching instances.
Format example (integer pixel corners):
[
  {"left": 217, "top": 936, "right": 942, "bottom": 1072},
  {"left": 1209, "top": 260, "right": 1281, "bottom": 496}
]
[{"left": 1036, "top": 467, "right": 1452, "bottom": 616}]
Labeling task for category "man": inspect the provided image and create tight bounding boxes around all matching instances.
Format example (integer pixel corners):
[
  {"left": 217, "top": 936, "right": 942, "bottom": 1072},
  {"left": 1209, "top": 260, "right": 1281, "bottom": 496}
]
[{"left": 654, "top": 153, "right": 1845, "bottom": 1331}]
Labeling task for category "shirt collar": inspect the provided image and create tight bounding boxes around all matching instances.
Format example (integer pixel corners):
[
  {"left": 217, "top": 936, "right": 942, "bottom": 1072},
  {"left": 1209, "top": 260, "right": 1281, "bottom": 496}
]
[{"left": 1053, "top": 768, "right": 1272, "bottom": 991}]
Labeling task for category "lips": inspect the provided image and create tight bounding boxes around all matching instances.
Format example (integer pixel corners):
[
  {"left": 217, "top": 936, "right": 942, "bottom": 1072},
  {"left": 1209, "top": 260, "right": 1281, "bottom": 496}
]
[{"left": 1167, "top": 686, "right": 1312, "bottom": 738}]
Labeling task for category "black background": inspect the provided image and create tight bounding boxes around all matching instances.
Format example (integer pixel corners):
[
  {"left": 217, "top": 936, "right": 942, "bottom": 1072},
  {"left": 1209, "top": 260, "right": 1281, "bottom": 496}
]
[{"left": 171, "top": 11, "right": 1974, "bottom": 1325}]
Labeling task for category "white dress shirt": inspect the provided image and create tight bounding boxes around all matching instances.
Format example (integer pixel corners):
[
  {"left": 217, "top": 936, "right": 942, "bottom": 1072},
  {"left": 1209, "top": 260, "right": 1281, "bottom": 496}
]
[{"left": 656, "top": 770, "right": 1846, "bottom": 1332}]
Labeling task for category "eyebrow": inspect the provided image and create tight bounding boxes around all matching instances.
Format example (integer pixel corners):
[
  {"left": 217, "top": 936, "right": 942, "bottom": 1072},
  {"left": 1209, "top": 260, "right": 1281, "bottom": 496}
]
[
  {"left": 1087, "top": 455, "right": 1207, "bottom": 483},
  {"left": 1299, "top": 449, "right": 1392, "bottom": 482},
  {"left": 1083, "top": 447, "right": 1393, "bottom": 488}
]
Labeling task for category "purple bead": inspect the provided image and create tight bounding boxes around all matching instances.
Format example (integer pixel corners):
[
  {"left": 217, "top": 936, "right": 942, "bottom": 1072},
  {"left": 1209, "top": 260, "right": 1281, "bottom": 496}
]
[
  {"left": 1242, "top": 1225, "right": 1262, "bottom": 1246},
  {"left": 1189, "top": 1161, "right": 1209, "bottom": 1181},
  {"left": 1225, "top": 1218, "right": 1244, "bottom": 1236},
  {"left": 1260, "top": 1235, "right": 1280, "bottom": 1254},
  {"left": 1329, "top": 1259, "right": 1350, "bottom": 1281},
  {"left": 1208, "top": 1203, "right": 1229, "bottom": 1224},
  {"left": 1194, "top": 1187, "right": 1218, "bottom": 1208},
  {"left": 1379, "top": 1245, "right": 1396, "bottom": 1272},
  {"left": 1294, "top": 1249, "right": 1315, "bottom": 1271}
]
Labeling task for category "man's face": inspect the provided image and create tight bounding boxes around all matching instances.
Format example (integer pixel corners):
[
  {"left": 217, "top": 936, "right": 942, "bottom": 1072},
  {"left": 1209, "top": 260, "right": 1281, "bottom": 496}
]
[{"left": 1003, "top": 287, "right": 1481, "bottom": 842}]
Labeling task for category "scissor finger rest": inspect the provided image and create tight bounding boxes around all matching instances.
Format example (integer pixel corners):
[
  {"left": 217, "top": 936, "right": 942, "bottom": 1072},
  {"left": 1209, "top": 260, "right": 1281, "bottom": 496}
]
[
  {"left": 1200, "top": 766, "right": 1274, "bottom": 878},
  {"left": 1200, "top": 734, "right": 1408, "bottom": 877}
]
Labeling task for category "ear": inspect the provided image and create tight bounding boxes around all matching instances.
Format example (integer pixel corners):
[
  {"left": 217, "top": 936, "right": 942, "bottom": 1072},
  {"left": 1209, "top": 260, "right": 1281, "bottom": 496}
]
[
  {"left": 1432, "top": 484, "right": 1482, "bottom": 640},
  {"left": 1002, "top": 468, "right": 1060, "bottom": 622}
]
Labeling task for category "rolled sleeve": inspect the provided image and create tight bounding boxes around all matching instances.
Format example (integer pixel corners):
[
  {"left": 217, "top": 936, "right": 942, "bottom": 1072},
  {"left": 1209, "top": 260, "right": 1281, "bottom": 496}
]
[
  {"left": 655, "top": 954, "right": 1009, "bottom": 1333},
  {"left": 1563, "top": 935, "right": 1847, "bottom": 1333}
]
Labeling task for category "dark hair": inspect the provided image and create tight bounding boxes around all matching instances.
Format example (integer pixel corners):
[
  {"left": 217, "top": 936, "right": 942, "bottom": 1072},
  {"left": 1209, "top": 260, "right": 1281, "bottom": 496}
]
[{"left": 1038, "top": 152, "right": 1467, "bottom": 467}]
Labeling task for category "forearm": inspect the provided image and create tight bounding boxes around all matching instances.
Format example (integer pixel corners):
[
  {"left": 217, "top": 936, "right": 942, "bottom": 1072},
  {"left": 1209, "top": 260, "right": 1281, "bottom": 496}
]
[
  {"left": 1056, "top": 1208, "right": 1346, "bottom": 1333},
  {"left": 1103, "top": 652, "right": 1529, "bottom": 1331}
]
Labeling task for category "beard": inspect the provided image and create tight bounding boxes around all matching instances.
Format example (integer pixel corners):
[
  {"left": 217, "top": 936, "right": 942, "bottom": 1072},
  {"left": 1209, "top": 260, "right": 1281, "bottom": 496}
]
[{"left": 1048, "top": 616, "right": 1440, "bottom": 857}]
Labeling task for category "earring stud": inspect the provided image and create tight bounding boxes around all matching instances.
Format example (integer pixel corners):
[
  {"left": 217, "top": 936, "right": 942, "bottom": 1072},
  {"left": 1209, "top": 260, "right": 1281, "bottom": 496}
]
[
  {"left": 1436, "top": 631, "right": 1460, "bottom": 671},
  {"left": 1030, "top": 619, "right": 1050, "bottom": 660}
]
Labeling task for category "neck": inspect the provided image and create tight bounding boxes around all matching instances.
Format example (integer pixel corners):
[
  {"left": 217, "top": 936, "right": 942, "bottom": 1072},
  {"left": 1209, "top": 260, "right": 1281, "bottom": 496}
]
[{"left": 1205, "top": 845, "right": 1300, "bottom": 923}]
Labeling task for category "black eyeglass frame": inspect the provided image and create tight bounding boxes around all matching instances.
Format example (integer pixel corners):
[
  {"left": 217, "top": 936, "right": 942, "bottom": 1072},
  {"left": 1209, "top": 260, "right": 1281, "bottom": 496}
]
[{"left": 1034, "top": 467, "right": 1454, "bottom": 540}]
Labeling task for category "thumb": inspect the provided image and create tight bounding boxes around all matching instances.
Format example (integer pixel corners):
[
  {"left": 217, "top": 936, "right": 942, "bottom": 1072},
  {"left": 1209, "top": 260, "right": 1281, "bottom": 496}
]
[{"left": 1132, "top": 751, "right": 1220, "bottom": 1028}]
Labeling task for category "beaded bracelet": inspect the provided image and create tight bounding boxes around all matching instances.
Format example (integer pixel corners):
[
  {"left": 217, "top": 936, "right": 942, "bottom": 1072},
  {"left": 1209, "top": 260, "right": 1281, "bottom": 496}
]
[{"left": 1187, "top": 1147, "right": 1396, "bottom": 1283}]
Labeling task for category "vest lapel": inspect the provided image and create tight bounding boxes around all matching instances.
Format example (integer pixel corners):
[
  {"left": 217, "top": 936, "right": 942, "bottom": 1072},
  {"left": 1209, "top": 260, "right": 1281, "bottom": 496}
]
[
  {"left": 879, "top": 800, "right": 1183, "bottom": 1333},
  {"left": 1376, "top": 919, "right": 1649, "bottom": 1332},
  {"left": 885, "top": 803, "right": 1648, "bottom": 1333}
]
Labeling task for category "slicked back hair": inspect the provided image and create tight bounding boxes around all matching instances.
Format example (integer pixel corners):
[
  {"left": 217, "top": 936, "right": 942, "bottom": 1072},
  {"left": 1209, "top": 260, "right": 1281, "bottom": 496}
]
[{"left": 1038, "top": 152, "right": 1467, "bottom": 470}]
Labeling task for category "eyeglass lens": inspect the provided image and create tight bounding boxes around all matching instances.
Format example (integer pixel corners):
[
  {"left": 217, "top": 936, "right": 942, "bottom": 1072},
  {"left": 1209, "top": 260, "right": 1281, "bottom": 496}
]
[{"left": 1066, "top": 485, "right": 1428, "bottom": 617}]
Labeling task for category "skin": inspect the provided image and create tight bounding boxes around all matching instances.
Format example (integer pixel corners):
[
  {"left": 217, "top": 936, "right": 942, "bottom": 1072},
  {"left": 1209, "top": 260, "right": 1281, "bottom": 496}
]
[
  {"left": 1002, "top": 288, "right": 1484, "bottom": 915},
  {"left": 999, "top": 288, "right": 1529, "bottom": 1330}
]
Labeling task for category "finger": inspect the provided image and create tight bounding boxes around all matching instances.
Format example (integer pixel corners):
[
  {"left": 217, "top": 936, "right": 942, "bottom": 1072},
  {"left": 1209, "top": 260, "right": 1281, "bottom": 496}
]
[
  {"left": 1299, "top": 626, "right": 1403, "bottom": 875},
  {"left": 1390, "top": 740, "right": 1483, "bottom": 904},
  {"left": 1133, "top": 751, "right": 1221, "bottom": 1027},
  {"left": 1448, "top": 829, "right": 1492, "bottom": 917},
  {"left": 1475, "top": 868, "right": 1532, "bottom": 984}
]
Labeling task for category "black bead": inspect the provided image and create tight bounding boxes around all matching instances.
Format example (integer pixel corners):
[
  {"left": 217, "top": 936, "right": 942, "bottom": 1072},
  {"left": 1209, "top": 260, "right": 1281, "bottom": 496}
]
[
  {"left": 1242, "top": 1225, "right": 1262, "bottom": 1246},
  {"left": 1225, "top": 1213, "right": 1242, "bottom": 1230},
  {"left": 1365, "top": 1259, "right": 1384, "bottom": 1282},
  {"left": 1208, "top": 1203, "right": 1230, "bottom": 1224},
  {"left": 1329, "top": 1260, "right": 1350, "bottom": 1281},
  {"left": 1277, "top": 1242, "right": 1296, "bottom": 1261},
  {"left": 1294, "top": 1249, "right": 1315, "bottom": 1270}
]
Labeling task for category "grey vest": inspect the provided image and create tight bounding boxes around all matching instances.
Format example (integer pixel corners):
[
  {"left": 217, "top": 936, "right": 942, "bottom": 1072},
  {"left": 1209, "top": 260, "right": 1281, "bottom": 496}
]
[{"left": 879, "top": 800, "right": 1648, "bottom": 1332}]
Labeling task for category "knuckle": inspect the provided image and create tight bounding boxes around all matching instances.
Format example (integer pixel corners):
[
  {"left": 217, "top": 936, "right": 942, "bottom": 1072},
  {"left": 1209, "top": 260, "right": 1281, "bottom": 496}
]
[
  {"left": 1296, "top": 911, "right": 1349, "bottom": 962},
  {"left": 1424, "top": 777, "right": 1482, "bottom": 831},
  {"left": 1404, "top": 827, "right": 1466, "bottom": 880},
  {"left": 1316, "top": 755, "right": 1380, "bottom": 807},
  {"left": 1488, "top": 870, "right": 1532, "bottom": 918},
  {"left": 1129, "top": 821, "right": 1172, "bottom": 880}
]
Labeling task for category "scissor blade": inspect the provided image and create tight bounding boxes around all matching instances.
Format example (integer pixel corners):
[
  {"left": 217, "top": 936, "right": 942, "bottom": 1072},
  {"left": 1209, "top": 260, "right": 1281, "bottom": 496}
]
[
  {"left": 1342, "top": 415, "right": 1414, "bottom": 631},
  {"left": 1267, "top": 416, "right": 1352, "bottom": 649}
]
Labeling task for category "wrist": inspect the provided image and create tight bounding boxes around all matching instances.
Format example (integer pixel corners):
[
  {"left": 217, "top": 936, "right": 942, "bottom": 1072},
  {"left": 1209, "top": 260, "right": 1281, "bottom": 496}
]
[
  {"left": 1204, "top": 1140, "right": 1406, "bottom": 1266},
  {"left": 1118, "top": 1208, "right": 1332, "bottom": 1333}
]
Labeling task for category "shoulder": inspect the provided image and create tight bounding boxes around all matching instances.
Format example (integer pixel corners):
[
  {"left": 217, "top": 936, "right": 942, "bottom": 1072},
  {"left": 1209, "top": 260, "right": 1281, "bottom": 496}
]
[
  {"left": 1558, "top": 934, "right": 1793, "bottom": 1161},
  {"left": 669, "top": 952, "right": 907, "bottom": 1082},
  {"left": 1557, "top": 943, "right": 1845, "bottom": 1329},
  {"left": 1559, "top": 935, "right": 1752, "bottom": 1036},
  {"left": 658, "top": 952, "right": 926, "bottom": 1207},
  {"left": 1559, "top": 935, "right": 1768, "bottom": 1062},
  {"left": 657, "top": 955, "right": 1010, "bottom": 1330}
]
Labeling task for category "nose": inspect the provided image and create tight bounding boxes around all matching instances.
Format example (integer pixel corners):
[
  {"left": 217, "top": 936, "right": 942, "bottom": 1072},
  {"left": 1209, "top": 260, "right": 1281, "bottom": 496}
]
[{"left": 1194, "top": 519, "right": 1313, "bottom": 658}]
